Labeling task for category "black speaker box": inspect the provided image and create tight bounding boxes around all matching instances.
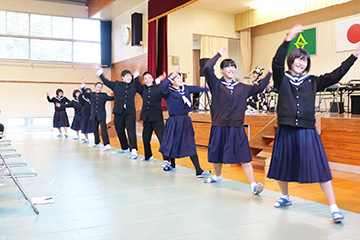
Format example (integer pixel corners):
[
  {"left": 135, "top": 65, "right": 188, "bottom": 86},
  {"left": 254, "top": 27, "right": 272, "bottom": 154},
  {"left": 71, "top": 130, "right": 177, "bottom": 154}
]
[
  {"left": 100, "top": 20, "right": 112, "bottom": 68},
  {"left": 351, "top": 95, "right": 360, "bottom": 114},
  {"left": 199, "top": 58, "right": 210, "bottom": 77},
  {"left": 131, "top": 12, "right": 143, "bottom": 46}
]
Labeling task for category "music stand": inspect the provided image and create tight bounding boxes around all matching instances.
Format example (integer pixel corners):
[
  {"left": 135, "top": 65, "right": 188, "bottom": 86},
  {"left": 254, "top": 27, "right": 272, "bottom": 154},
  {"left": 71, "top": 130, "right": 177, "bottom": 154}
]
[{"left": 194, "top": 77, "right": 211, "bottom": 111}]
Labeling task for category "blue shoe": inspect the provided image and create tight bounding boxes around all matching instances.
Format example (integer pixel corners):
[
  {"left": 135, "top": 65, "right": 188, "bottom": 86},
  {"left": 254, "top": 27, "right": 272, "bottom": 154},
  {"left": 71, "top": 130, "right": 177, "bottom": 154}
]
[
  {"left": 82, "top": 139, "right": 88, "bottom": 144},
  {"left": 332, "top": 212, "right": 344, "bottom": 223},
  {"left": 203, "top": 177, "right": 222, "bottom": 183},
  {"left": 161, "top": 160, "right": 170, "bottom": 169},
  {"left": 118, "top": 149, "right": 130, "bottom": 154},
  {"left": 274, "top": 197, "right": 292, "bottom": 208},
  {"left": 163, "top": 166, "right": 176, "bottom": 171},
  {"left": 130, "top": 154, "right": 138, "bottom": 160},
  {"left": 252, "top": 183, "right": 264, "bottom": 195},
  {"left": 196, "top": 171, "right": 211, "bottom": 178}
]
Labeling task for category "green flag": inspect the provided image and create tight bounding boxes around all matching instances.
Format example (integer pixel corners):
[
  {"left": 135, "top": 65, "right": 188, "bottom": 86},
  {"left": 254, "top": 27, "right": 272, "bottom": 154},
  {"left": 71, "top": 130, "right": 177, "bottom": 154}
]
[{"left": 287, "top": 27, "right": 316, "bottom": 55}]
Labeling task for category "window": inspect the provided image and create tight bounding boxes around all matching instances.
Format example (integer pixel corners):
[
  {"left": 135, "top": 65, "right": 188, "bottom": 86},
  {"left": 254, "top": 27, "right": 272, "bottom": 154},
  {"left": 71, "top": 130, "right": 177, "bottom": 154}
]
[{"left": 0, "top": 10, "right": 101, "bottom": 64}]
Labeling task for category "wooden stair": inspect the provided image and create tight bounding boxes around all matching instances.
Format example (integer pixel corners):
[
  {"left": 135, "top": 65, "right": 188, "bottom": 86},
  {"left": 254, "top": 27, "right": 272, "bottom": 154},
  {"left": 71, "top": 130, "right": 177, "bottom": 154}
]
[{"left": 249, "top": 117, "right": 278, "bottom": 174}]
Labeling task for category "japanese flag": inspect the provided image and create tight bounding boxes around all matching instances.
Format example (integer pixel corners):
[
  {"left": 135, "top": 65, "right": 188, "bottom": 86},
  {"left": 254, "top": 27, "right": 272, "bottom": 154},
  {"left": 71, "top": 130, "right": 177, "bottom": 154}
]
[{"left": 336, "top": 17, "right": 360, "bottom": 52}]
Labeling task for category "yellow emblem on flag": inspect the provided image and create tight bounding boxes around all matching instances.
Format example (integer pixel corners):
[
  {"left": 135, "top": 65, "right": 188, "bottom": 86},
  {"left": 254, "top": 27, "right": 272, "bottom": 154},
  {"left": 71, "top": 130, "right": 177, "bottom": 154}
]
[{"left": 294, "top": 33, "right": 308, "bottom": 49}]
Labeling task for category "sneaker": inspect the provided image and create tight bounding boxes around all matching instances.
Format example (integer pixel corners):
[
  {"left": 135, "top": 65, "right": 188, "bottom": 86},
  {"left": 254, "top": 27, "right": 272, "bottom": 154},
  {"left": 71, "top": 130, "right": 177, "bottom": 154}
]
[
  {"left": 163, "top": 166, "right": 176, "bottom": 171},
  {"left": 196, "top": 171, "right": 212, "bottom": 178},
  {"left": 118, "top": 149, "right": 130, "bottom": 154},
  {"left": 64, "top": 134, "right": 68, "bottom": 138},
  {"left": 90, "top": 143, "right": 99, "bottom": 148},
  {"left": 56, "top": 133, "right": 63, "bottom": 137},
  {"left": 274, "top": 197, "right": 292, "bottom": 208},
  {"left": 141, "top": 156, "right": 154, "bottom": 161},
  {"left": 72, "top": 136, "right": 80, "bottom": 140},
  {"left": 252, "top": 183, "right": 264, "bottom": 195},
  {"left": 332, "top": 212, "right": 344, "bottom": 223},
  {"left": 161, "top": 160, "right": 170, "bottom": 169},
  {"left": 82, "top": 139, "right": 88, "bottom": 144},
  {"left": 130, "top": 154, "right": 138, "bottom": 160},
  {"left": 203, "top": 176, "right": 222, "bottom": 183},
  {"left": 103, "top": 144, "right": 111, "bottom": 151}
]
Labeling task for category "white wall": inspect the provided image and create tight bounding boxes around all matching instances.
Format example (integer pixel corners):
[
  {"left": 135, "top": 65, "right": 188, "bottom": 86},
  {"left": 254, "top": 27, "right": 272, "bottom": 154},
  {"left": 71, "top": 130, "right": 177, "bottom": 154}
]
[
  {"left": 168, "top": 7, "right": 240, "bottom": 85},
  {"left": 112, "top": 1, "right": 148, "bottom": 63}
]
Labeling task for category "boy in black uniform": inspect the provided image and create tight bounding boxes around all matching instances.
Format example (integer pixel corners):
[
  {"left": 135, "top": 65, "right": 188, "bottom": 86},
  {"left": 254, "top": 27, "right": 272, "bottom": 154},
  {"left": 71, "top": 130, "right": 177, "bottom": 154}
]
[
  {"left": 93, "top": 64, "right": 138, "bottom": 159},
  {"left": 81, "top": 77, "right": 114, "bottom": 151},
  {"left": 135, "top": 71, "right": 168, "bottom": 162}
]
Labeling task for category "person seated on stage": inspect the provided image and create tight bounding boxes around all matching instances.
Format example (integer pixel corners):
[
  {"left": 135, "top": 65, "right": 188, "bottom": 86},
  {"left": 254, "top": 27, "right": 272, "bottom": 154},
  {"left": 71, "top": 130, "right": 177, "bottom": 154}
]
[
  {"left": 0, "top": 110, "right": 4, "bottom": 139},
  {"left": 81, "top": 77, "right": 114, "bottom": 151}
]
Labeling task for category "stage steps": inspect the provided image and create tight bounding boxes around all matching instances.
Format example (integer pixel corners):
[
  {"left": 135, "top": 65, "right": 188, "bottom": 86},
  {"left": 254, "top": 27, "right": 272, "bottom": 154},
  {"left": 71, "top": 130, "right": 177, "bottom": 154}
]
[{"left": 249, "top": 117, "right": 278, "bottom": 174}]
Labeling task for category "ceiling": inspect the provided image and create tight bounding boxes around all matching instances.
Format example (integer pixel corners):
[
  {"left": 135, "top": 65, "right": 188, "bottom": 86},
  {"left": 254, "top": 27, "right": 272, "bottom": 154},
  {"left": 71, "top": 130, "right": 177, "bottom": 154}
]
[
  {"left": 92, "top": 0, "right": 255, "bottom": 20},
  {"left": 36, "top": 0, "right": 255, "bottom": 19}
]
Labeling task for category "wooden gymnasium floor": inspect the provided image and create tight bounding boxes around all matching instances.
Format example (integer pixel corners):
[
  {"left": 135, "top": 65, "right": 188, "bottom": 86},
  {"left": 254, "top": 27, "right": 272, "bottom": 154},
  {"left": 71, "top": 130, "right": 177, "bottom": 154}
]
[{"left": 1, "top": 129, "right": 360, "bottom": 239}]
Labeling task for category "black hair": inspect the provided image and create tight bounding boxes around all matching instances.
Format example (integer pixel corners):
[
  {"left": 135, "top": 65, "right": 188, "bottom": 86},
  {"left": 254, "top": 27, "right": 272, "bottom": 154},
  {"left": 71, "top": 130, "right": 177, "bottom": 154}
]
[
  {"left": 85, "top": 88, "right": 91, "bottom": 93},
  {"left": 287, "top": 48, "right": 311, "bottom": 73},
  {"left": 143, "top": 71, "right": 153, "bottom": 78},
  {"left": 72, "top": 89, "right": 81, "bottom": 99},
  {"left": 94, "top": 82, "right": 103, "bottom": 87},
  {"left": 56, "top": 88, "right": 63, "bottom": 96},
  {"left": 121, "top": 70, "right": 132, "bottom": 78},
  {"left": 220, "top": 59, "right": 237, "bottom": 69}
]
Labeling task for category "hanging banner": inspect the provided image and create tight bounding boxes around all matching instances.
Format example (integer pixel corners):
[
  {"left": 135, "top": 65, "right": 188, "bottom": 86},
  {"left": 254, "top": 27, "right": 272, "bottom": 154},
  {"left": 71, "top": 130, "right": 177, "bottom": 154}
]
[
  {"left": 336, "top": 17, "right": 360, "bottom": 52},
  {"left": 287, "top": 27, "right": 317, "bottom": 55}
]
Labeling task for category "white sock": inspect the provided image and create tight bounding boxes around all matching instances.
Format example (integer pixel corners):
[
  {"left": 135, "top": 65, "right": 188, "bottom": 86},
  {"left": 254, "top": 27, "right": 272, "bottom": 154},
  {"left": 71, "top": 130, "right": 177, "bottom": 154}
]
[
  {"left": 282, "top": 194, "right": 290, "bottom": 200},
  {"left": 131, "top": 149, "right": 137, "bottom": 155},
  {"left": 250, "top": 182, "right": 257, "bottom": 191},
  {"left": 213, "top": 175, "right": 222, "bottom": 181},
  {"left": 330, "top": 204, "right": 339, "bottom": 213}
]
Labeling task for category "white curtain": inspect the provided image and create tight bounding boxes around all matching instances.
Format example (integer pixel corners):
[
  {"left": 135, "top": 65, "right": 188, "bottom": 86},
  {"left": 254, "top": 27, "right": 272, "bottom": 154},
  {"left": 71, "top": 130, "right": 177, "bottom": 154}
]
[
  {"left": 200, "top": 36, "right": 229, "bottom": 79},
  {"left": 240, "top": 28, "right": 251, "bottom": 78}
]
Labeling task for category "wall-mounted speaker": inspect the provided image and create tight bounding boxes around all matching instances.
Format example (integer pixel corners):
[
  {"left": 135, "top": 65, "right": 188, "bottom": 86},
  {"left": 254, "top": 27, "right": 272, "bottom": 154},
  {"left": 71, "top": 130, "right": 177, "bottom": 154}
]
[
  {"left": 131, "top": 12, "right": 143, "bottom": 46},
  {"left": 199, "top": 58, "right": 210, "bottom": 77},
  {"left": 100, "top": 20, "right": 112, "bottom": 68}
]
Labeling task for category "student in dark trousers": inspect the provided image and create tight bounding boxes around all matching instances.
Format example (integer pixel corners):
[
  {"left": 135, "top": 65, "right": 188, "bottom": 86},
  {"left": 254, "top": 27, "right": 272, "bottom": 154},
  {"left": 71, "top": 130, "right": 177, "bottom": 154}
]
[
  {"left": 135, "top": 71, "right": 168, "bottom": 162},
  {"left": 267, "top": 24, "right": 359, "bottom": 224},
  {"left": 46, "top": 89, "right": 70, "bottom": 138},
  {"left": 81, "top": 77, "right": 114, "bottom": 151},
  {"left": 203, "top": 46, "right": 271, "bottom": 196},
  {"left": 159, "top": 71, "right": 211, "bottom": 178},
  {"left": 59, "top": 89, "right": 83, "bottom": 140},
  {"left": 79, "top": 88, "right": 93, "bottom": 144},
  {"left": 93, "top": 64, "right": 138, "bottom": 159},
  {"left": 0, "top": 110, "right": 4, "bottom": 139}
]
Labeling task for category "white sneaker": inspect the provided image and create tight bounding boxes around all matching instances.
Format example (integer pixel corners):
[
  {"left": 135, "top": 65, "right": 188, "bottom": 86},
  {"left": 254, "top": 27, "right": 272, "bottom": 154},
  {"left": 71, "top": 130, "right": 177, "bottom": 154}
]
[
  {"left": 89, "top": 143, "right": 99, "bottom": 148},
  {"left": 161, "top": 160, "right": 170, "bottom": 169},
  {"left": 64, "top": 134, "right": 68, "bottom": 138},
  {"left": 56, "top": 133, "right": 63, "bottom": 137},
  {"left": 103, "top": 144, "right": 111, "bottom": 151}
]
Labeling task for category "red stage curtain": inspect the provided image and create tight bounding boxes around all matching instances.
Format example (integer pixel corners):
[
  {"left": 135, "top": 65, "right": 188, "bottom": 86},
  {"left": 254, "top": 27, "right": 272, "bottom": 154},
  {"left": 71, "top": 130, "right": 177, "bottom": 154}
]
[
  {"left": 157, "top": 16, "right": 168, "bottom": 111},
  {"left": 148, "top": 0, "right": 197, "bottom": 22},
  {"left": 147, "top": 21, "right": 157, "bottom": 77}
]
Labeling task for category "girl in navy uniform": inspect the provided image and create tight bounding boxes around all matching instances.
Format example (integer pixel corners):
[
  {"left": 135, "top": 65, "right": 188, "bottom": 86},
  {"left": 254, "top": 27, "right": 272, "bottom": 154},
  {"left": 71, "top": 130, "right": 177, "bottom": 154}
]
[
  {"left": 81, "top": 77, "right": 114, "bottom": 151},
  {"left": 203, "top": 46, "right": 271, "bottom": 196},
  {"left": 135, "top": 71, "right": 168, "bottom": 162},
  {"left": 60, "top": 89, "right": 83, "bottom": 140},
  {"left": 79, "top": 88, "right": 93, "bottom": 144},
  {"left": 47, "top": 89, "right": 70, "bottom": 137},
  {"left": 94, "top": 64, "right": 138, "bottom": 159},
  {"left": 267, "top": 24, "right": 360, "bottom": 223},
  {"left": 159, "top": 72, "right": 211, "bottom": 178}
]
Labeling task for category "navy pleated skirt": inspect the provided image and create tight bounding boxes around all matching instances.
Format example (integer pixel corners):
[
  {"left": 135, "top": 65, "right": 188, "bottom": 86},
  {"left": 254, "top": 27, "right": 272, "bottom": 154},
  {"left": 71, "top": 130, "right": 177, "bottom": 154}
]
[
  {"left": 70, "top": 114, "right": 82, "bottom": 131},
  {"left": 159, "top": 115, "right": 197, "bottom": 158},
  {"left": 208, "top": 126, "right": 252, "bottom": 164},
  {"left": 81, "top": 114, "right": 93, "bottom": 134},
  {"left": 267, "top": 125, "right": 332, "bottom": 183},
  {"left": 53, "top": 110, "right": 69, "bottom": 128}
]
